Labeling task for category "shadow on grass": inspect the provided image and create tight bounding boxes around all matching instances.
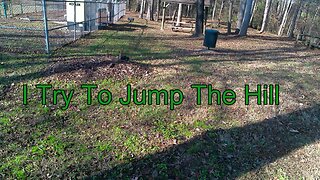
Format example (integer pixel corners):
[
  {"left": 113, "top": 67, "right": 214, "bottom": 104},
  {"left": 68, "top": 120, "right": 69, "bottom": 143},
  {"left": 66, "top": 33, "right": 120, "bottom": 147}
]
[
  {"left": 0, "top": 35, "right": 318, "bottom": 87},
  {"left": 105, "top": 23, "right": 148, "bottom": 32},
  {"left": 87, "top": 104, "right": 320, "bottom": 179}
]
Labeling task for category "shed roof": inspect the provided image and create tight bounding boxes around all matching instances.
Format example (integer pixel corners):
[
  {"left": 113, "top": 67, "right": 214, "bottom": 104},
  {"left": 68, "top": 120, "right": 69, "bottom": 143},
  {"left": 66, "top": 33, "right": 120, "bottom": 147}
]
[{"left": 162, "top": 0, "right": 213, "bottom": 6}]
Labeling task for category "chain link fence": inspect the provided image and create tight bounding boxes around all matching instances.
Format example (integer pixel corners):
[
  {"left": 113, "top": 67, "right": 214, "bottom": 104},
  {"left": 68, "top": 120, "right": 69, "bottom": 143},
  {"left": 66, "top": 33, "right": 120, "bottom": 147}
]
[
  {"left": 0, "top": 0, "right": 42, "bottom": 18},
  {"left": 0, "top": 0, "right": 126, "bottom": 53}
]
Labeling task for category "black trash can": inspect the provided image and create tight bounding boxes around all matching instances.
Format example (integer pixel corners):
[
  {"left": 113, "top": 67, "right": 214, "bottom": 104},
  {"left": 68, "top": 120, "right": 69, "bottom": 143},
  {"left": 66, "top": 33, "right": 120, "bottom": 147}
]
[{"left": 203, "top": 29, "right": 219, "bottom": 49}]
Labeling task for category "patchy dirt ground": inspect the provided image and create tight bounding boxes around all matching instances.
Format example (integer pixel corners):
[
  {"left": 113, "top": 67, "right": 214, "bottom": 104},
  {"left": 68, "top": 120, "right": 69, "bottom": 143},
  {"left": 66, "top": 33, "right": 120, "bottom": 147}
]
[
  {"left": 43, "top": 55, "right": 151, "bottom": 82},
  {"left": 0, "top": 12, "right": 319, "bottom": 179}
]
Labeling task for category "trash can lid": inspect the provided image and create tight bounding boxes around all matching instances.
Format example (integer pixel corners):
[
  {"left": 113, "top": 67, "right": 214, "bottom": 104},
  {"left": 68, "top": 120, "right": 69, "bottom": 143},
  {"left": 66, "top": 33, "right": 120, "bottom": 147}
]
[{"left": 205, "top": 29, "right": 219, "bottom": 33}]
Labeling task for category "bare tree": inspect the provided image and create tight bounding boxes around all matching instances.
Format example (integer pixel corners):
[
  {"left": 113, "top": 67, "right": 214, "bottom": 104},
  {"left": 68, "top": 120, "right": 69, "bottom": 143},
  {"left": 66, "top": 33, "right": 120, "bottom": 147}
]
[
  {"left": 186, "top": 5, "right": 191, "bottom": 17},
  {"left": 218, "top": 0, "right": 225, "bottom": 25},
  {"left": 127, "top": 0, "right": 131, "bottom": 11},
  {"left": 227, "top": 0, "right": 234, "bottom": 34},
  {"left": 300, "top": 3, "right": 310, "bottom": 34},
  {"left": 287, "top": 0, "right": 301, "bottom": 38},
  {"left": 236, "top": 0, "right": 247, "bottom": 33},
  {"left": 146, "top": 0, "right": 154, "bottom": 20},
  {"left": 239, "top": 0, "right": 254, "bottom": 36},
  {"left": 171, "top": 4, "right": 178, "bottom": 21},
  {"left": 176, "top": 3, "right": 183, "bottom": 26},
  {"left": 161, "top": 2, "right": 167, "bottom": 30},
  {"left": 194, "top": 0, "right": 205, "bottom": 36},
  {"left": 139, "top": 0, "right": 146, "bottom": 18},
  {"left": 260, "top": 0, "right": 272, "bottom": 33},
  {"left": 136, "top": 0, "right": 141, "bottom": 12},
  {"left": 278, "top": 0, "right": 293, "bottom": 36},
  {"left": 308, "top": 6, "right": 319, "bottom": 35},
  {"left": 156, "top": 0, "right": 161, "bottom": 21},
  {"left": 212, "top": 0, "right": 217, "bottom": 20},
  {"left": 249, "top": 0, "right": 257, "bottom": 27}
]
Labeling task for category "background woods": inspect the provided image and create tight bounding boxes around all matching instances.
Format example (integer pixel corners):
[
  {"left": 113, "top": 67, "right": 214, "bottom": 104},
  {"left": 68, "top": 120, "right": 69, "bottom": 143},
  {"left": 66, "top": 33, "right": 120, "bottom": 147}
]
[{"left": 130, "top": 0, "right": 319, "bottom": 38}]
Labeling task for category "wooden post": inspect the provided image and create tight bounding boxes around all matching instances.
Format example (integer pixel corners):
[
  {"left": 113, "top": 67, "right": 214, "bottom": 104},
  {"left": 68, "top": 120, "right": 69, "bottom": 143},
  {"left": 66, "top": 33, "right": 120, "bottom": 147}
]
[
  {"left": 176, "top": 3, "right": 183, "bottom": 26},
  {"left": 161, "top": 2, "right": 166, "bottom": 30}
]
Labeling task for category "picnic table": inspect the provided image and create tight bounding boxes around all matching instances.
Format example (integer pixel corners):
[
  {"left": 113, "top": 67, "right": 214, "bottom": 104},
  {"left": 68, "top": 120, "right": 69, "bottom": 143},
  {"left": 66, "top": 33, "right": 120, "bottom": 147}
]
[{"left": 171, "top": 21, "right": 195, "bottom": 32}]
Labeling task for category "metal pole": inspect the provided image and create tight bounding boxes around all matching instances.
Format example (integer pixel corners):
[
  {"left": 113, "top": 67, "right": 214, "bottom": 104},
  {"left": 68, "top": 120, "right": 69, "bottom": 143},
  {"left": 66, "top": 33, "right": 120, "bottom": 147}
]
[
  {"left": 2, "top": 1, "right": 7, "bottom": 18},
  {"left": 73, "top": 0, "right": 76, "bottom": 40},
  {"left": 9, "top": 0, "right": 13, "bottom": 16},
  {"left": 88, "top": 1, "right": 91, "bottom": 33},
  {"left": 108, "top": 2, "right": 112, "bottom": 23},
  {"left": 42, "top": 0, "right": 50, "bottom": 54},
  {"left": 80, "top": 1, "right": 83, "bottom": 37},
  {"left": 35, "top": 0, "right": 37, "bottom": 13},
  {"left": 20, "top": 3, "right": 23, "bottom": 14}
]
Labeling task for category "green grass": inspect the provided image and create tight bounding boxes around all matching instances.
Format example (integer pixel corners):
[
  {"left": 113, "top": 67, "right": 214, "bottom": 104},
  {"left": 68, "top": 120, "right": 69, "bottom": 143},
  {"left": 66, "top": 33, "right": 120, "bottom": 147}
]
[{"left": 1, "top": 17, "right": 320, "bottom": 179}]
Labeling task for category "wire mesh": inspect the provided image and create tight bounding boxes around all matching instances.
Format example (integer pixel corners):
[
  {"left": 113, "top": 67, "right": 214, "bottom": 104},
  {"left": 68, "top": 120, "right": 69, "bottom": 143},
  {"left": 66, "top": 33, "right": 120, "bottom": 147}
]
[{"left": 0, "top": 0, "right": 126, "bottom": 53}]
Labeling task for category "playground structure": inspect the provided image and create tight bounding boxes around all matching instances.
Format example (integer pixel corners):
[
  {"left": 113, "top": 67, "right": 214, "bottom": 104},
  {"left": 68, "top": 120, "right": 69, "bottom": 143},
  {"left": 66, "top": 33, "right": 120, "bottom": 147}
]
[
  {"left": 0, "top": 0, "right": 126, "bottom": 53},
  {"left": 160, "top": 0, "right": 212, "bottom": 32}
]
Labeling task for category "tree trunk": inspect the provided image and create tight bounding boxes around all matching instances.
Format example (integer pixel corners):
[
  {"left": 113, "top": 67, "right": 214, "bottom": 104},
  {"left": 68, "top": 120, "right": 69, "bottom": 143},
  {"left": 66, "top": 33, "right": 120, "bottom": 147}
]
[
  {"left": 139, "top": 0, "right": 145, "bottom": 18},
  {"left": 276, "top": 1, "right": 280, "bottom": 15},
  {"left": 287, "top": 0, "right": 301, "bottom": 38},
  {"left": 249, "top": 0, "right": 257, "bottom": 27},
  {"left": 239, "top": 0, "right": 254, "bottom": 36},
  {"left": 280, "top": 0, "right": 286, "bottom": 16},
  {"left": 146, "top": 0, "right": 154, "bottom": 20},
  {"left": 308, "top": 6, "right": 319, "bottom": 35},
  {"left": 176, "top": 3, "right": 183, "bottom": 26},
  {"left": 156, "top": 0, "right": 160, "bottom": 21},
  {"left": 278, "top": 0, "right": 288, "bottom": 23},
  {"left": 218, "top": 0, "right": 225, "bottom": 25},
  {"left": 194, "top": 0, "right": 205, "bottom": 36},
  {"left": 127, "top": 0, "right": 131, "bottom": 11},
  {"left": 260, "top": 0, "right": 272, "bottom": 33},
  {"left": 212, "top": 0, "right": 217, "bottom": 20},
  {"left": 278, "top": 0, "right": 292, "bottom": 36},
  {"left": 300, "top": 3, "right": 309, "bottom": 34},
  {"left": 204, "top": 7, "right": 209, "bottom": 31},
  {"left": 186, "top": 5, "right": 191, "bottom": 17},
  {"left": 171, "top": 5, "right": 178, "bottom": 21},
  {"left": 136, "top": 0, "right": 141, "bottom": 12},
  {"left": 227, "top": 0, "right": 233, "bottom": 34},
  {"left": 161, "top": 2, "right": 166, "bottom": 30},
  {"left": 236, "top": 0, "right": 247, "bottom": 33}
]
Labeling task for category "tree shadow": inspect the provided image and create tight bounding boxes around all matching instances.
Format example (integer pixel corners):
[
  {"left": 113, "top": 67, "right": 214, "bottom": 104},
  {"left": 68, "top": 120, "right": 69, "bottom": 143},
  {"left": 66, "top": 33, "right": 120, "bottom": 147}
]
[
  {"left": 0, "top": 56, "right": 149, "bottom": 86},
  {"left": 86, "top": 104, "right": 320, "bottom": 178},
  {"left": 247, "top": 35, "right": 295, "bottom": 42},
  {"left": 105, "top": 23, "right": 149, "bottom": 32},
  {"left": 1, "top": 34, "right": 318, "bottom": 87}
]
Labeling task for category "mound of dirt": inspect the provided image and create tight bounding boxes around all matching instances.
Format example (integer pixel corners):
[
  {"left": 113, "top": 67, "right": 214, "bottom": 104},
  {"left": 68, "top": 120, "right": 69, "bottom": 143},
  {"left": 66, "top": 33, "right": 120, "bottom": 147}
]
[{"left": 43, "top": 55, "right": 151, "bottom": 82}]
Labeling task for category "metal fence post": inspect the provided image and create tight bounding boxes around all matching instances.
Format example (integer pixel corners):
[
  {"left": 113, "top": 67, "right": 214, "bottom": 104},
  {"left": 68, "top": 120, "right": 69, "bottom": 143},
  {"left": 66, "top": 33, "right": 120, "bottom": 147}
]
[
  {"left": 73, "top": 0, "right": 76, "bottom": 40},
  {"left": 42, "top": 0, "right": 50, "bottom": 54},
  {"left": 9, "top": 0, "right": 13, "bottom": 16},
  {"left": 2, "top": 1, "right": 7, "bottom": 18},
  {"left": 20, "top": 3, "right": 23, "bottom": 14},
  {"left": 88, "top": 1, "right": 91, "bottom": 33},
  {"left": 35, "top": 0, "right": 37, "bottom": 13}
]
